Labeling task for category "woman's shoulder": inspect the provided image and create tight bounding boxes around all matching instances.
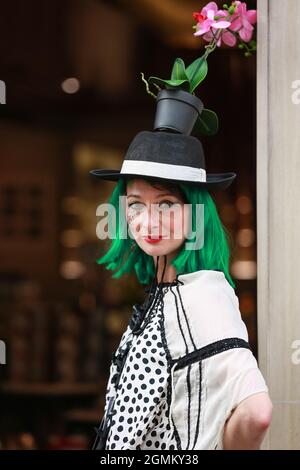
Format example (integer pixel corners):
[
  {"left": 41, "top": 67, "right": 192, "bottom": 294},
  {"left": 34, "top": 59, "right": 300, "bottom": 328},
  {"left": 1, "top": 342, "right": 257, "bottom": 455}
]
[
  {"left": 178, "top": 270, "right": 248, "bottom": 345},
  {"left": 178, "top": 269, "right": 238, "bottom": 308}
]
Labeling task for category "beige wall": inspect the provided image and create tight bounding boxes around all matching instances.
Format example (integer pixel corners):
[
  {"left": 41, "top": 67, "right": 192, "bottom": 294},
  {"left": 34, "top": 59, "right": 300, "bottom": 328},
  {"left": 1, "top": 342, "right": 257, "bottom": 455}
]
[{"left": 257, "top": 0, "right": 300, "bottom": 450}]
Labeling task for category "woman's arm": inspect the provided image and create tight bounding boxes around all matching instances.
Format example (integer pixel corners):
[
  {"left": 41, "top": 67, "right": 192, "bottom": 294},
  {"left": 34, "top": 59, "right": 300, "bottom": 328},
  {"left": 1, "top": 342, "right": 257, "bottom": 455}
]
[{"left": 222, "top": 392, "right": 273, "bottom": 450}]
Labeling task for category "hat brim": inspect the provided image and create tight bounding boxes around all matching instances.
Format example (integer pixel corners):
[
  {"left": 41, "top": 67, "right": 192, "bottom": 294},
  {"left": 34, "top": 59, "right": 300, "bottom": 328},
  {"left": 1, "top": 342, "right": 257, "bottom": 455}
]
[{"left": 89, "top": 169, "right": 236, "bottom": 190}]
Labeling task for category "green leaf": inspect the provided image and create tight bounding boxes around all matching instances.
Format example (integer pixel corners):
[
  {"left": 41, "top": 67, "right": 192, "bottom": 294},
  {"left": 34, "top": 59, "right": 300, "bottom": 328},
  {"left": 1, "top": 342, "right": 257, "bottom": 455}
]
[
  {"left": 185, "top": 55, "right": 208, "bottom": 93},
  {"left": 148, "top": 76, "right": 190, "bottom": 91},
  {"left": 171, "top": 58, "right": 188, "bottom": 82},
  {"left": 192, "top": 108, "right": 219, "bottom": 136}
]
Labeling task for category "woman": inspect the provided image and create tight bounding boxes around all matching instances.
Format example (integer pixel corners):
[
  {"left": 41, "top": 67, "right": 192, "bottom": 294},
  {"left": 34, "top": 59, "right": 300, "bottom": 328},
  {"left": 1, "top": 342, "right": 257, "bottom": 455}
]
[{"left": 90, "top": 128, "right": 273, "bottom": 450}]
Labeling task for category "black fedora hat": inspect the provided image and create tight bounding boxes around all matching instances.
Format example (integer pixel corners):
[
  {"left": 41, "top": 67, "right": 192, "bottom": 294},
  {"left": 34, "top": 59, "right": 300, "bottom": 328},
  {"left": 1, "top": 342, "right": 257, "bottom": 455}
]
[
  {"left": 90, "top": 89, "right": 236, "bottom": 191},
  {"left": 90, "top": 130, "right": 236, "bottom": 190}
]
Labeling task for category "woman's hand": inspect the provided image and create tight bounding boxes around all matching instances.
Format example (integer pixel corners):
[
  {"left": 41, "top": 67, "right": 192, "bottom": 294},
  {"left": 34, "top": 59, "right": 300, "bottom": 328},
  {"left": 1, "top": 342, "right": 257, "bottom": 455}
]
[{"left": 222, "top": 392, "right": 273, "bottom": 450}]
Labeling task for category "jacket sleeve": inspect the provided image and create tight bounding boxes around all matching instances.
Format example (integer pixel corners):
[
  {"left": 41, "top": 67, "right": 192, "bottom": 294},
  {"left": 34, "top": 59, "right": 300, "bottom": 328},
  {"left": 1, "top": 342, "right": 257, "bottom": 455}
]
[
  {"left": 168, "top": 278, "right": 269, "bottom": 450},
  {"left": 205, "top": 348, "right": 269, "bottom": 450}
]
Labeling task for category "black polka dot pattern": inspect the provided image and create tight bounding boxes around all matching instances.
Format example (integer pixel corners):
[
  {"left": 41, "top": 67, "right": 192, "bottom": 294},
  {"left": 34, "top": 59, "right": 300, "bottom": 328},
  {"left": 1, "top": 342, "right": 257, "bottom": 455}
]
[{"left": 104, "top": 291, "right": 177, "bottom": 450}]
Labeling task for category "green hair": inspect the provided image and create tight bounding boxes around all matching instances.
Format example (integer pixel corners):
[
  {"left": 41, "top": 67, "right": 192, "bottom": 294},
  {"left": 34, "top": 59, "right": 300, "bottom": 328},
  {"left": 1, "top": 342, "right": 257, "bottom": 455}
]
[{"left": 96, "top": 177, "right": 236, "bottom": 289}]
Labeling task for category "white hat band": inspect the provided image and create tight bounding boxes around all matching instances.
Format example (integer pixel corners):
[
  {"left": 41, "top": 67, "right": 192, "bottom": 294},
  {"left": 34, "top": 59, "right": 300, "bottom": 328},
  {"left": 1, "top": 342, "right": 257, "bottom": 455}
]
[{"left": 120, "top": 160, "right": 207, "bottom": 182}]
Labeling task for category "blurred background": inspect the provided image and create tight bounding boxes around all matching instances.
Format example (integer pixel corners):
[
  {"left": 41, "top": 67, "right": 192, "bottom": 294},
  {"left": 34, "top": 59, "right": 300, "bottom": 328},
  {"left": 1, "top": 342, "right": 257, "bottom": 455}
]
[{"left": 0, "top": 0, "right": 257, "bottom": 450}]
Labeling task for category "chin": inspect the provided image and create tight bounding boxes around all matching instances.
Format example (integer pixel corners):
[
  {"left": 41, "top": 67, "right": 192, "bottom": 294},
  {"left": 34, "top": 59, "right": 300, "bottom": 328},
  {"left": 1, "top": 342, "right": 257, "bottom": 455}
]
[{"left": 139, "top": 241, "right": 177, "bottom": 257}]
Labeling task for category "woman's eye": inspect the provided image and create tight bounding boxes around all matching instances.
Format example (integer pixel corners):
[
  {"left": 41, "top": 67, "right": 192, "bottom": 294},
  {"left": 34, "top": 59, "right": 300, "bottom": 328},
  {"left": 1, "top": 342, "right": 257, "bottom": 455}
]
[
  {"left": 128, "top": 202, "right": 145, "bottom": 211},
  {"left": 159, "top": 200, "right": 176, "bottom": 209}
]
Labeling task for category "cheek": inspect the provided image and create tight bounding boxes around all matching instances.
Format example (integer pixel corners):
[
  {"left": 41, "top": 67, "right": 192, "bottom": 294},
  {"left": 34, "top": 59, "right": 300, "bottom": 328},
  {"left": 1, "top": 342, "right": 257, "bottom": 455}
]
[
  {"left": 172, "top": 213, "right": 184, "bottom": 237},
  {"left": 161, "top": 207, "right": 186, "bottom": 237},
  {"left": 126, "top": 208, "right": 139, "bottom": 226},
  {"left": 126, "top": 209, "right": 144, "bottom": 235},
  {"left": 175, "top": 206, "right": 190, "bottom": 238}
]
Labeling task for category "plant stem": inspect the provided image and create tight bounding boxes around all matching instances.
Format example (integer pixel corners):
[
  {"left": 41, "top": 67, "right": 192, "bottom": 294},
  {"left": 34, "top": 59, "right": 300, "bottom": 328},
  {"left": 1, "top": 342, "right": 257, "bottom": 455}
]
[{"left": 140, "top": 72, "right": 157, "bottom": 99}]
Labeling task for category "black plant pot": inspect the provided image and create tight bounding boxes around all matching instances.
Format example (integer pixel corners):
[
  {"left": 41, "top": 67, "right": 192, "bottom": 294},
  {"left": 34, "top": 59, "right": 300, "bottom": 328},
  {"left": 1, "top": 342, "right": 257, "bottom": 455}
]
[{"left": 153, "top": 89, "right": 204, "bottom": 135}]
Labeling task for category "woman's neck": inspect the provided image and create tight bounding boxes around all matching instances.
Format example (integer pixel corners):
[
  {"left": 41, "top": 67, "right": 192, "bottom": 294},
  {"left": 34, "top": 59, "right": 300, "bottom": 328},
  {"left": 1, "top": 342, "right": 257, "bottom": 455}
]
[{"left": 154, "top": 253, "right": 178, "bottom": 283}]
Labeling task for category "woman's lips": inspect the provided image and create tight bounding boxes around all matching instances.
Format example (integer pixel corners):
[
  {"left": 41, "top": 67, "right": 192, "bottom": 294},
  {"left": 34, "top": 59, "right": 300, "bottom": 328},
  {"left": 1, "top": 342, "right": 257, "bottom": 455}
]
[{"left": 143, "top": 236, "right": 163, "bottom": 244}]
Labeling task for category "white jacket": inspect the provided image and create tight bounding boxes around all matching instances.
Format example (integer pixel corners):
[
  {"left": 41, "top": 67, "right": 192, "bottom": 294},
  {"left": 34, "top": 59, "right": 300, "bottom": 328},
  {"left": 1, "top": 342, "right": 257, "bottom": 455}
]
[{"left": 94, "top": 270, "right": 269, "bottom": 450}]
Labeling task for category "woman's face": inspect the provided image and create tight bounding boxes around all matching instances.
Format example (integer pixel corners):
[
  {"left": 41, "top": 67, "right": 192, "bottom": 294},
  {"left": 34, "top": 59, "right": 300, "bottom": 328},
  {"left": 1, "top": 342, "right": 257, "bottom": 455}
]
[{"left": 125, "top": 178, "right": 189, "bottom": 257}]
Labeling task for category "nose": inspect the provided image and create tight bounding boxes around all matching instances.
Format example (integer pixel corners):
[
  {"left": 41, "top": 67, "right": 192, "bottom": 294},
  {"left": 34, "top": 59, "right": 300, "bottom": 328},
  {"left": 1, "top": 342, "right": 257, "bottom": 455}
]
[{"left": 141, "top": 204, "right": 161, "bottom": 236}]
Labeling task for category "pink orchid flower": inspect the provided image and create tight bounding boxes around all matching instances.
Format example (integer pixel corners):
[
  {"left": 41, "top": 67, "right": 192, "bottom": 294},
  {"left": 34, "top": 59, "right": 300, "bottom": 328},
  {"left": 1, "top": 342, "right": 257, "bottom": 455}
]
[
  {"left": 202, "top": 28, "right": 237, "bottom": 47},
  {"left": 193, "top": 1, "right": 231, "bottom": 37},
  {"left": 230, "top": 1, "right": 257, "bottom": 42}
]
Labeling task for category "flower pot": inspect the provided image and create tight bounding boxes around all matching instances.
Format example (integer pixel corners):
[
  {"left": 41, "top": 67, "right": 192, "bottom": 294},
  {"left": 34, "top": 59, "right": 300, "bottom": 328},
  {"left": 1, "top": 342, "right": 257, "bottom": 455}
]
[{"left": 153, "top": 89, "right": 204, "bottom": 135}]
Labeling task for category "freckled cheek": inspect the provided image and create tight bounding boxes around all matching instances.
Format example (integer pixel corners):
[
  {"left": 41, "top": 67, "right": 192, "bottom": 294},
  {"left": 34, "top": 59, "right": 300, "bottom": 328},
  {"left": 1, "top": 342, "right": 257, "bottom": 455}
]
[
  {"left": 126, "top": 210, "right": 144, "bottom": 235},
  {"left": 126, "top": 211, "right": 136, "bottom": 226}
]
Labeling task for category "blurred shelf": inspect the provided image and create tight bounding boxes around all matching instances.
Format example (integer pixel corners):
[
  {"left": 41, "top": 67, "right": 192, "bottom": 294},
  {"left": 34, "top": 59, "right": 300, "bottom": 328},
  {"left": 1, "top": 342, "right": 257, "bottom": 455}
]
[{"left": 0, "top": 381, "right": 103, "bottom": 396}]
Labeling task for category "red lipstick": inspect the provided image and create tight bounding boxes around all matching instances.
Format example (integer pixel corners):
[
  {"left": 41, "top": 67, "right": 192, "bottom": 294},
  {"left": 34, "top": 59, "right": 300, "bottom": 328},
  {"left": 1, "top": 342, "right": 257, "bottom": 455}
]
[{"left": 143, "top": 235, "right": 163, "bottom": 244}]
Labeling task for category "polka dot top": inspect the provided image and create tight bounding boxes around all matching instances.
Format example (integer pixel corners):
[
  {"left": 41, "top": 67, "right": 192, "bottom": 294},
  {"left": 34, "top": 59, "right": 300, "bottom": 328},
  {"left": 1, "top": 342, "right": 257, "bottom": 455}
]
[{"left": 93, "top": 269, "right": 269, "bottom": 450}]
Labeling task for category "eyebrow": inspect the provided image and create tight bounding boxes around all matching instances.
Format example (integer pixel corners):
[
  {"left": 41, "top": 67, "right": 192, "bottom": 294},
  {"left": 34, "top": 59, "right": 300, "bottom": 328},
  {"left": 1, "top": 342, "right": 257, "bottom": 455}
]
[{"left": 127, "top": 193, "right": 175, "bottom": 199}]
